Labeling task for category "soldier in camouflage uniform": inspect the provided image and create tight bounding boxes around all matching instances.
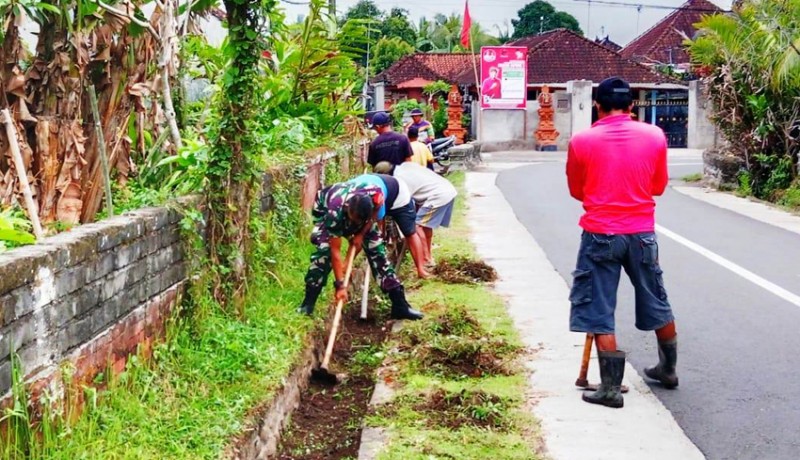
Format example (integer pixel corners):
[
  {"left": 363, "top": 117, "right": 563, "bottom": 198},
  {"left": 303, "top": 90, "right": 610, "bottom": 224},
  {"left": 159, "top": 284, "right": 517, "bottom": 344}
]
[{"left": 298, "top": 180, "right": 423, "bottom": 320}]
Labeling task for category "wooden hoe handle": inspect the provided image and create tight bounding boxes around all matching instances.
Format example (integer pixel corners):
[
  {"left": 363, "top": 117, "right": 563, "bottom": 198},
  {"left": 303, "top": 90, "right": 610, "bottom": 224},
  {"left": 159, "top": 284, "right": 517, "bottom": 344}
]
[
  {"left": 576, "top": 333, "right": 594, "bottom": 387},
  {"left": 320, "top": 245, "right": 357, "bottom": 370}
]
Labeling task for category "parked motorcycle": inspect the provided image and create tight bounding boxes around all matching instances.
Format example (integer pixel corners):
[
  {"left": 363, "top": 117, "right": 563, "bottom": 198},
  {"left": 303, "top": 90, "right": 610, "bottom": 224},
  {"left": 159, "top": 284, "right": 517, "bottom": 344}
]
[{"left": 430, "top": 136, "right": 455, "bottom": 174}]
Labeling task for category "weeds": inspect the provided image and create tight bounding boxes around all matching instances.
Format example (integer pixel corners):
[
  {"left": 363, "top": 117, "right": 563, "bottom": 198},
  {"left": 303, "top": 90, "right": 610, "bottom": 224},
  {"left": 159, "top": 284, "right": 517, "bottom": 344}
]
[{"left": 682, "top": 172, "right": 703, "bottom": 183}]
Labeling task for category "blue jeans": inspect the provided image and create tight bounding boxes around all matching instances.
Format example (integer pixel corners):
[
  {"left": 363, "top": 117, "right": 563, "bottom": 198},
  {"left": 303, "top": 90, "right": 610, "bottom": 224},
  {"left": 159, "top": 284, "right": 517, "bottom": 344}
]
[{"left": 569, "top": 231, "right": 674, "bottom": 334}]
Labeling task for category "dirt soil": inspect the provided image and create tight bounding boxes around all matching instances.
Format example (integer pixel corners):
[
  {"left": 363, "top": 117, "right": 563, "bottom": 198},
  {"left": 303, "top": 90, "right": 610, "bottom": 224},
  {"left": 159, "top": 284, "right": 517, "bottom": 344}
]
[
  {"left": 276, "top": 306, "right": 388, "bottom": 460},
  {"left": 433, "top": 256, "right": 498, "bottom": 284}
]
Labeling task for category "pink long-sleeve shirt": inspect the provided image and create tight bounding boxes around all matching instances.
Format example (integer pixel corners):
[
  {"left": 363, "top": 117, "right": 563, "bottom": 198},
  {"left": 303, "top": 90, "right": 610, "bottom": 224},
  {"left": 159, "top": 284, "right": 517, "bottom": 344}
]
[{"left": 566, "top": 114, "right": 669, "bottom": 235}]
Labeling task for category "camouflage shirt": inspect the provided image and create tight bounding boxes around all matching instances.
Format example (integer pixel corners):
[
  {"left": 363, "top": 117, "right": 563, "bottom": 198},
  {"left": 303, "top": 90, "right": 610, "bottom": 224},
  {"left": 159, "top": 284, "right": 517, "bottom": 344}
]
[{"left": 312, "top": 182, "right": 384, "bottom": 238}]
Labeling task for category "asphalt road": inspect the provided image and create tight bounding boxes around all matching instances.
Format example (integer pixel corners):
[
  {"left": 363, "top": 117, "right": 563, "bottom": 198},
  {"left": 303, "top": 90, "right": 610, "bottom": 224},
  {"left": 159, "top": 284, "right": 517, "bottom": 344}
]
[{"left": 494, "top": 152, "right": 800, "bottom": 460}]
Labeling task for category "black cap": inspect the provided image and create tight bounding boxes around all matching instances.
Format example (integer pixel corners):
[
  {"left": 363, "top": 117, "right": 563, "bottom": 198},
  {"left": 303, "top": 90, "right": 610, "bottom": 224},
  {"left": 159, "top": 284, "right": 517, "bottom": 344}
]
[
  {"left": 596, "top": 77, "right": 631, "bottom": 100},
  {"left": 372, "top": 112, "right": 391, "bottom": 126},
  {"left": 408, "top": 126, "right": 419, "bottom": 138}
]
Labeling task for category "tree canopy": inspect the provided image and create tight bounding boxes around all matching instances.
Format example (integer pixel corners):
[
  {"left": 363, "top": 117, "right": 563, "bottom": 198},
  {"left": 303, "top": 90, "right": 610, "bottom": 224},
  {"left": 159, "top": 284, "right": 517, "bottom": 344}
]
[
  {"left": 511, "top": 1, "right": 583, "bottom": 38},
  {"left": 340, "top": 0, "right": 500, "bottom": 75}
]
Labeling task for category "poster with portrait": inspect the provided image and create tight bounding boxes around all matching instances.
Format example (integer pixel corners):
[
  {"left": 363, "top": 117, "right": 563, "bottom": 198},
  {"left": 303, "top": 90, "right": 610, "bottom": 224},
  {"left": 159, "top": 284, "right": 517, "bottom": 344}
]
[{"left": 480, "top": 46, "right": 528, "bottom": 110}]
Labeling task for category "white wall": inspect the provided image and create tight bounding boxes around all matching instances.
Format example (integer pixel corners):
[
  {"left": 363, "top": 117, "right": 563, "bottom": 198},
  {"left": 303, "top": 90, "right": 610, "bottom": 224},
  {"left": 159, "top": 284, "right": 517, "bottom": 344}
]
[
  {"left": 688, "top": 80, "right": 719, "bottom": 150},
  {"left": 479, "top": 110, "right": 528, "bottom": 143}
]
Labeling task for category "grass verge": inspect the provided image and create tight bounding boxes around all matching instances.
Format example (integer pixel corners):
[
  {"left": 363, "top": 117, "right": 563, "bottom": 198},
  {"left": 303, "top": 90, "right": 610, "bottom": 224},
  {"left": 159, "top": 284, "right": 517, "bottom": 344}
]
[
  {"left": 682, "top": 172, "right": 703, "bottom": 183},
  {"left": 3, "top": 190, "right": 321, "bottom": 459},
  {"left": 365, "top": 171, "right": 543, "bottom": 460}
]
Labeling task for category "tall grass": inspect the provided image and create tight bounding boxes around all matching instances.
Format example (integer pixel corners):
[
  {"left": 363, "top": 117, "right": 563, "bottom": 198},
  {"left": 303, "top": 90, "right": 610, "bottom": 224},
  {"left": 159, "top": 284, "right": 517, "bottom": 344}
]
[{"left": 1, "top": 180, "right": 318, "bottom": 459}]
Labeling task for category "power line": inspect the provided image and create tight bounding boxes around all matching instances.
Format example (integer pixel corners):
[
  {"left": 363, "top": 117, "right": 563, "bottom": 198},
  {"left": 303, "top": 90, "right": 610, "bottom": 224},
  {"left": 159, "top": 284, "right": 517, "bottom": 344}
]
[{"left": 570, "top": 0, "right": 728, "bottom": 12}]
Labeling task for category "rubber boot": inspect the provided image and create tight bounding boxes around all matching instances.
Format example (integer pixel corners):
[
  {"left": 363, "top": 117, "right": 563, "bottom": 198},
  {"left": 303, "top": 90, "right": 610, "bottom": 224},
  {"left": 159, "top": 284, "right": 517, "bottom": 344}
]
[
  {"left": 582, "top": 351, "right": 625, "bottom": 408},
  {"left": 297, "top": 283, "right": 323, "bottom": 316},
  {"left": 644, "top": 337, "right": 678, "bottom": 389},
  {"left": 387, "top": 286, "right": 424, "bottom": 320}
]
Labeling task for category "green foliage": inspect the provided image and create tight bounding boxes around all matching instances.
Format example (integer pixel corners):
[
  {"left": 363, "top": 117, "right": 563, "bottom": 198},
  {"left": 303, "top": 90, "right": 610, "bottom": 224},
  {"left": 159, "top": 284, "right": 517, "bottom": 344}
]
[
  {"left": 689, "top": 0, "right": 800, "bottom": 201},
  {"left": 737, "top": 170, "right": 753, "bottom": 197},
  {"left": 6, "top": 170, "right": 316, "bottom": 459},
  {"left": 341, "top": 0, "right": 381, "bottom": 23},
  {"left": 778, "top": 184, "right": 800, "bottom": 210},
  {"left": 682, "top": 172, "right": 703, "bottom": 183},
  {"left": 371, "top": 36, "right": 414, "bottom": 73},
  {"left": 423, "top": 80, "right": 451, "bottom": 101},
  {"left": 432, "top": 97, "right": 448, "bottom": 136},
  {"left": 0, "top": 208, "right": 34, "bottom": 250},
  {"left": 511, "top": 1, "right": 583, "bottom": 38},
  {"left": 380, "top": 8, "right": 416, "bottom": 45}
]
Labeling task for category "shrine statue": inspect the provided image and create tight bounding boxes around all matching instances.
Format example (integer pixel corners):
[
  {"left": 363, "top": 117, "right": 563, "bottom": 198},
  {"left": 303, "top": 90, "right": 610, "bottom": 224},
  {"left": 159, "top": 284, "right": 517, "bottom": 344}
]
[
  {"left": 444, "top": 84, "right": 467, "bottom": 144},
  {"left": 535, "top": 85, "right": 559, "bottom": 151}
]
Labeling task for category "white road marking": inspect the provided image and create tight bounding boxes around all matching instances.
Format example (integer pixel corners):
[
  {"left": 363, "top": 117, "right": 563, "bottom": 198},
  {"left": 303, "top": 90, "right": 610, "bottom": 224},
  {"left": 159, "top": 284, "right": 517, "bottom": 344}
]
[{"left": 656, "top": 224, "right": 800, "bottom": 308}]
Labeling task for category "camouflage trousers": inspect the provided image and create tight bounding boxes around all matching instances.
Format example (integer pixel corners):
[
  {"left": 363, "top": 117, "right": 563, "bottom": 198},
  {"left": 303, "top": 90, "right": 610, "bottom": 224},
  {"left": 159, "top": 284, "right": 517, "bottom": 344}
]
[{"left": 304, "top": 223, "right": 401, "bottom": 292}]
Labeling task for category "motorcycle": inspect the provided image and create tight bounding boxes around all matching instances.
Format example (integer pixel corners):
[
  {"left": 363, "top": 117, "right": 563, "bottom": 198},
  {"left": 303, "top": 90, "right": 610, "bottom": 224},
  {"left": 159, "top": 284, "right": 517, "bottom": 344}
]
[{"left": 430, "top": 136, "right": 456, "bottom": 174}]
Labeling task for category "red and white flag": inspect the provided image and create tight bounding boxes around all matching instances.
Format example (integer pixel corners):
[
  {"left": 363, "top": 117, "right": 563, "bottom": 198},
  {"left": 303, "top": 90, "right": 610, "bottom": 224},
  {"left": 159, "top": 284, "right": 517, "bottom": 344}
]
[{"left": 460, "top": 0, "right": 472, "bottom": 49}]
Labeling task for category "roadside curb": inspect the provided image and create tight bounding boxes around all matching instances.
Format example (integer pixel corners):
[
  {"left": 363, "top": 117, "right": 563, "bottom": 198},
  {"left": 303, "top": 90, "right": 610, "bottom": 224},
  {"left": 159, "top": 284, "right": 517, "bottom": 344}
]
[{"left": 673, "top": 185, "right": 800, "bottom": 236}]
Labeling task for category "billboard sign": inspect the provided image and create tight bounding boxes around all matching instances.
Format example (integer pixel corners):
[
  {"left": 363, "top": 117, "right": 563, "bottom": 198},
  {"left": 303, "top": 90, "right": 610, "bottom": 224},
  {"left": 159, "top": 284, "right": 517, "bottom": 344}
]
[{"left": 480, "top": 46, "right": 528, "bottom": 110}]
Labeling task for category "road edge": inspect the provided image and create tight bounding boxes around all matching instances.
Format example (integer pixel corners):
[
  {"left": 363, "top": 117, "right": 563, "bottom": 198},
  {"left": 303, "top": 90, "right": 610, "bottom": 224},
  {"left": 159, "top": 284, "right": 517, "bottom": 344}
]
[{"left": 466, "top": 166, "right": 706, "bottom": 460}]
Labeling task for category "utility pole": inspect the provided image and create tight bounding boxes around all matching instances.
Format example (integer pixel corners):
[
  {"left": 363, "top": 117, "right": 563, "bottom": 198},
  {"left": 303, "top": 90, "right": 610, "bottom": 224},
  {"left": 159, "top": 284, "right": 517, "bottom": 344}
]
[
  {"left": 540, "top": 15, "right": 544, "bottom": 34},
  {"left": 329, "top": 0, "right": 335, "bottom": 17},
  {"left": 636, "top": 4, "right": 642, "bottom": 35},
  {"left": 586, "top": 0, "right": 592, "bottom": 38}
]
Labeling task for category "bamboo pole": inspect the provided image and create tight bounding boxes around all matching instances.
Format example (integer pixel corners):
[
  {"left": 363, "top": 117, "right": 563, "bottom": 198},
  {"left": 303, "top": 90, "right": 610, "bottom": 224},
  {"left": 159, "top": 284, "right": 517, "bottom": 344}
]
[
  {"left": 469, "top": 28, "right": 482, "bottom": 141},
  {"left": 1, "top": 109, "right": 44, "bottom": 240},
  {"left": 87, "top": 86, "right": 114, "bottom": 218}
]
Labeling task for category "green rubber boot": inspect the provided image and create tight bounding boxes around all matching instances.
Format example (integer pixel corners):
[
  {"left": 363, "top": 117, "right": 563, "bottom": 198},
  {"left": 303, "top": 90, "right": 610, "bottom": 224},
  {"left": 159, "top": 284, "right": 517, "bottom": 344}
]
[
  {"left": 582, "top": 350, "right": 626, "bottom": 409},
  {"left": 644, "top": 337, "right": 678, "bottom": 389}
]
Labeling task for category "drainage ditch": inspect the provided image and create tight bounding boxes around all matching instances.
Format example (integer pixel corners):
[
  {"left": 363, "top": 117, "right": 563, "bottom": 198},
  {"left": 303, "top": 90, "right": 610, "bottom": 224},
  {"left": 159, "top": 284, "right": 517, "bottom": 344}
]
[{"left": 276, "top": 301, "right": 389, "bottom": 460}]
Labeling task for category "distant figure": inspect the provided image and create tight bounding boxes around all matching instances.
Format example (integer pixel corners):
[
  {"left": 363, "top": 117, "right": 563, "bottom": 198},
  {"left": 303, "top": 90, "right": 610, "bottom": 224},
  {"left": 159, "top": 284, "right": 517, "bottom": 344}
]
[
  {"left": 566, "top": 77, "right": 678, "bottom": 409},
  {"left": 481, "top": 67, "right": 502, "bottom": 101},
  {"left": 368, "top": 112, "right": 414, "bottom": 168},
  {"left": 407, "top": 126, "right": 434, "bottom": 170},
  {"left": 404, "top": 108, "right": 435, "bottom": 144}
]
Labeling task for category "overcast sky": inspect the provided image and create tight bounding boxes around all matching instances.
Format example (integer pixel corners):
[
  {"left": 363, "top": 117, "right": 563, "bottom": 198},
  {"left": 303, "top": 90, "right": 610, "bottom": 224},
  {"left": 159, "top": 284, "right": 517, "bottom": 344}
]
[{"left": 279, "top": 0, "right": 731, "bottom": 46}]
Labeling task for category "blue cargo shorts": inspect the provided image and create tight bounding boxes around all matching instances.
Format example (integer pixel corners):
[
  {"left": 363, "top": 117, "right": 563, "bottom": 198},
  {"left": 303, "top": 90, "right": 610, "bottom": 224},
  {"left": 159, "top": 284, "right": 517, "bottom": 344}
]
[{"left": 569, "top": 231, "right": 674, "bottom": 334}]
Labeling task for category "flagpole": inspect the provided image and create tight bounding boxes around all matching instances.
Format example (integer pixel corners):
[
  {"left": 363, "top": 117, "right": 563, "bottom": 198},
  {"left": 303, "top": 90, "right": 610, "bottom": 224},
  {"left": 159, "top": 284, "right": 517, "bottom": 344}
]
[{"left": 463, "top": 0, "right": 481, "bottom": 141}]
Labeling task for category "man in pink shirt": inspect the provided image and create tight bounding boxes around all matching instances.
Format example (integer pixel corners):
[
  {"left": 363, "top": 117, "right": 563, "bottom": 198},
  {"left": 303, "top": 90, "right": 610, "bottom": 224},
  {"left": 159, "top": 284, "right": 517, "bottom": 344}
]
[{"left": 566, "top": 77, "right": 678, "bottom": 409}]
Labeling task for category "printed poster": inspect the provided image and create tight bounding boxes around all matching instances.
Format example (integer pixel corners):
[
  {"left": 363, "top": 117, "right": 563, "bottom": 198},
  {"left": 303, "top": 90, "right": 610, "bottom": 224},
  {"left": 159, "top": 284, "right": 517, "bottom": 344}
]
[{"left": 480, "top": 46, "right": 528, "bottom": 110}]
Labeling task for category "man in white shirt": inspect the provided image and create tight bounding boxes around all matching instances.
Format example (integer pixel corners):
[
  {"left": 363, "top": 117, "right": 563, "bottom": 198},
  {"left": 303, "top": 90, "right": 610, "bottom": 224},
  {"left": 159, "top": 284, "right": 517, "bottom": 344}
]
[{"left": 374, "top": 159, "right": 457, "bottom": 265}]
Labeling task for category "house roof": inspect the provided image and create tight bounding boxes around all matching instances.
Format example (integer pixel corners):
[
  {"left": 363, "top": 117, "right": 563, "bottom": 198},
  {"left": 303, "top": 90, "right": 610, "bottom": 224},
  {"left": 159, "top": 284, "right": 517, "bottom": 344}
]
[
  {"left": 375, "top": 29, "right": 679, "bottom": 90},
  {"left": 621, "top": 0, "right": 723, "bottom": 64},
  {"left": 509, "top": 29, "right": 675, "bottom": 85},
  {"left": 595, "top": 36, "right": 623, "bottom": 52},
  {"left": 374, "top": 53, "right": 477, "bottom": 87}
]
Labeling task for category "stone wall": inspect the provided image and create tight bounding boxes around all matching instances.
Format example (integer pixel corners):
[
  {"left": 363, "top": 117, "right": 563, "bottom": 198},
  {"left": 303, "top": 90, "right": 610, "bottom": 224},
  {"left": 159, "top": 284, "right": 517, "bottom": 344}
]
[
  {"left": 688, "top": 80, "right": 719, "bottom": 150},
  {"left": 0, "top": 205, "right": 188, "bottom": 400}
]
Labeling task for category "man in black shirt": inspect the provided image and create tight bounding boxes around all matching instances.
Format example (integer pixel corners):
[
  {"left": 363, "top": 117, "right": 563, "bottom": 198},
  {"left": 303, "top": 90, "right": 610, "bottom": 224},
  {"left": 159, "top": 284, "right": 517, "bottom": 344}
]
[{"left": 368, "top": 112, "right": 414, "bottom": 168}]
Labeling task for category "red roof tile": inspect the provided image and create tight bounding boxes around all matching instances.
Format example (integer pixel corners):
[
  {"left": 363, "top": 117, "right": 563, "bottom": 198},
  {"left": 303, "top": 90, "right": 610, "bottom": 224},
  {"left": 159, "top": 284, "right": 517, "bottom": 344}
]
[
  {"left": 595, "top": 36, "right": 623, "bottom": 52},
  {"left": 510, "top": 29, "right": 674, "bottom": 85},
  {"left": 376, "top": 29, "right": 678, "bottom": 89},
  {"left": 374, "top": 53, "right": 478, "bottom": 87},
  {"left": 621, "top": 0, "right": 723, "bottom": 64}
]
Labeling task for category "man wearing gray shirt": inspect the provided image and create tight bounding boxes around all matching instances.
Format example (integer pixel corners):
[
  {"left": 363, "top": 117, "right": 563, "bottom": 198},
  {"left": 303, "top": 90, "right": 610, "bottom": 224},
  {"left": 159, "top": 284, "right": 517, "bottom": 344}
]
[{"left": 374, "top": 160, "right": 457, "bottom": 266}]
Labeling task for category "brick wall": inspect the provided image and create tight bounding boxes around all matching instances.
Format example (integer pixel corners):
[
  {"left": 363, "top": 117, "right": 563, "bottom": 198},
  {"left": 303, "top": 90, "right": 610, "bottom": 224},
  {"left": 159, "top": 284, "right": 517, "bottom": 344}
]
[{"left": 0, "top": 205, "right": 189, "bottom": 401}]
